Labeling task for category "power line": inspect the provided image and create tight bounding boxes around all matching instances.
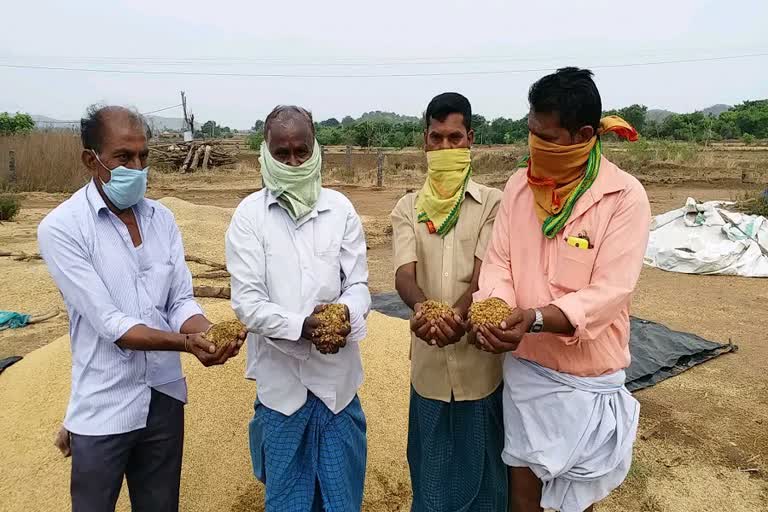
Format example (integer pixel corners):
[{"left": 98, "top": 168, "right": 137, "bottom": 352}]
[
  {"left": 1, "top": 52, "right": 766, "bottom": 79},
  {"left": 31, "top": 103, "right": 184, "bottom": 124},
  {"left": 141, "top": 103, "right": 183, "bottom": 115},
  {"left": 5, "top": 47, "right": 765, "bottom": 67}
]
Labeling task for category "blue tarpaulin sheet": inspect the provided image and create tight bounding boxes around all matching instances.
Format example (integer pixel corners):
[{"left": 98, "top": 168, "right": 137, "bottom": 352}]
[{"left": 0, "top": 311, "right": 30, "bottom": 331}]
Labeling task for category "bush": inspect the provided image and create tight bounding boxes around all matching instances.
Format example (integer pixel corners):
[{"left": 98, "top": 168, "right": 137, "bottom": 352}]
[
  {"left": 248, "top": 131, "right": 264, "bottom": 150},
  {"left": 0, "top": 194, "right": 21, "bottom": 221},
  {"left": 742, "top": 133, "right": 756, "bottom": 145}
]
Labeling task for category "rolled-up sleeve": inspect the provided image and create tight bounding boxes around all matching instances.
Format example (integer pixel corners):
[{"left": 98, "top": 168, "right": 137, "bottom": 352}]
[
  {"left": 337, "top": 206, "right": 371, "bottom": 343},
  {"left": 38, "top": 218, "right": 142, "bottom": 342},
  {"left": 165, "top": 219, "right": 204, "bottom": 333},
  {"left": 474, "top": 182, "right": 518, "bottom": 308},
  {"left": 551, "top": 182, "right": 651, "bottom": 342},
  {"left": 226, "top": 203, "right": 306, "bottom": 343}
]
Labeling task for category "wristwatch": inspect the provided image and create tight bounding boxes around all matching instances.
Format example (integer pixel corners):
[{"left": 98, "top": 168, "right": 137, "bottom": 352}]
[{"left": 529, "top": 309, "right": 544, "bottom": 333}]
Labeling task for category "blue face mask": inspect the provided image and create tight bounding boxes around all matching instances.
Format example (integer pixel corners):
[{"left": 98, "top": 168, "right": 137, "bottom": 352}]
[{"left": 93, "top": 151, "right": 148, "bottom": 210}]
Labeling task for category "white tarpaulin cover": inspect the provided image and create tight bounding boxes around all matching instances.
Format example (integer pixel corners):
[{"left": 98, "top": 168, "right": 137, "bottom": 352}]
[{"left": 644, "top": 198, "right": 768, "bottom": 277}]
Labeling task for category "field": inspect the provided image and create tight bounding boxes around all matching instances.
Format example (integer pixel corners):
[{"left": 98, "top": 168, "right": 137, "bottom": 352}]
[{"left": 1, "top": 140, "right": 767, "bottom": 511}]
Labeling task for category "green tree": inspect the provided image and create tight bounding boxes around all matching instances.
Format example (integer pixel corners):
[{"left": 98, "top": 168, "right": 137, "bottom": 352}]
[
  {"left": 252, "top": 120, "right": 264, "bottom": 132},
  {"left": 316, "top": 126, "right": 344, "bottom": 146},
  {"left": 604, "top": 104, "right": 647, "bottom": 134},
  {"left": 320, "top": 118, "right": 341, "bottom": 128},
  {"left": 341, "top": 116, "right": 355, "bottom": 127},
  {"left": 0, "top": 112, "right": 35, "bottom": 135}
]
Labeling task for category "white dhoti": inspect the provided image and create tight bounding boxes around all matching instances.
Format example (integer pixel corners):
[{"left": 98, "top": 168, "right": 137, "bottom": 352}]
[{"left": 502, "top": 356, "right": 639, "bottom": 512}]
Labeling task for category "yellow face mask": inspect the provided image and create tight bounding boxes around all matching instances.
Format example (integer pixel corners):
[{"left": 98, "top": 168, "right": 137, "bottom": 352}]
[{"left": 416, "top": 148, "right": 472, "bottom": 236}]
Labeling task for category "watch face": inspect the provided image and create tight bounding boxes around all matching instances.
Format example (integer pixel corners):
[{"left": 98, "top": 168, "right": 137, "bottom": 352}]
[{"left": 531, "top": 323, "right": 543, "bottom": 333}]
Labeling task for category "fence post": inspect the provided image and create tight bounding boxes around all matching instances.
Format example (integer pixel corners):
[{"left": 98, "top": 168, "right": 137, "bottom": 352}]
[
  {"left": 321, "top": 145, "right": 326, "bottom": 173},
  {"left": 376, "top": 150, "right": 384, "bottom": 187},
  {"left": 345, "top": 145, "right": 352, "bottom": 175},
  {"left": 8, "top": 150, "right": 16, "bottom": 188}
]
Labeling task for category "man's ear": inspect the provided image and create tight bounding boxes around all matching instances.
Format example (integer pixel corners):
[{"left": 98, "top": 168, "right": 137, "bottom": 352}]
[
  {"left": 575, "top": 125, "right": 595, "bottom": 144},
  {"left": 467, "top": 129, "right": 475, "bottom": 147},
  {"left": 82, "top": 149, "right": 98, "bottom": 177}
]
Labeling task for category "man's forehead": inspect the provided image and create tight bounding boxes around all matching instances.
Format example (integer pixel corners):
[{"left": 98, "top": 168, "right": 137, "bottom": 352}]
[
  {"left": 100, "top": 123, "right": 147, "bottom": 151},
  {"left": 428, "top": 113, "right": 466, "bottom": 132}
]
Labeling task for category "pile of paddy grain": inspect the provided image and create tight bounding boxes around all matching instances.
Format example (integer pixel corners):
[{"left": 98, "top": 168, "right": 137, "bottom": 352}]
[
  {"left": 159, "top": 198, "right": 395, "bottom": 265},
  {"left": 159, "top": 197, "right": 234, "bottom": 265},
  {"left": 0, "top": 306, "right": 413, "bottom": 512}
]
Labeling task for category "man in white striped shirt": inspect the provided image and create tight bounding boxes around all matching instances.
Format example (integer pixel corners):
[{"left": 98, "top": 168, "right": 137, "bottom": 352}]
[{"left": 38, "top": 105, "right": 241, "bottom": 512}]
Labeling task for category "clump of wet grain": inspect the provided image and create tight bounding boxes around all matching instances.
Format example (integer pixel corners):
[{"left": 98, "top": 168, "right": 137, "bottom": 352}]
[
  {"left": 205, "top": 320, "right": 245, "bottom": 348},
  {"left": 314, "top": 304, "right": 350, "bottom": 354},
  {"left": 469, "top": 298, "right": 512, "bottom": 327},
  {"left": 419, "top": 300, "right": 453, "bottom": 321}
]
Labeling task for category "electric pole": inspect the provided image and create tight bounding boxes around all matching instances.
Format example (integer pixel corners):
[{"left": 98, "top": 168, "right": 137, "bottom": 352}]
[{"left": 181, "top": 91, "right": 190, "bottom": 132}]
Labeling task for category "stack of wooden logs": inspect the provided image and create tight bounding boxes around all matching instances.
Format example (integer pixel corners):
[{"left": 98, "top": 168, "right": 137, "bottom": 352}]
[{"left": 150, "top": 141, "right": 237, "bottom": 173}]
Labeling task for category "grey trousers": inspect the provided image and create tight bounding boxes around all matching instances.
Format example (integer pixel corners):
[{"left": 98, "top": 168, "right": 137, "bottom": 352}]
[{"left": 70, "top": 389, "right": 185, "bottom": 512}]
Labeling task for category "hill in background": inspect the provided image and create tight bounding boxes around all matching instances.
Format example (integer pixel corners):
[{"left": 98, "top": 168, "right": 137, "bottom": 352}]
[{"left": 31, "top": 114, "right": 197, "bottom": 132}]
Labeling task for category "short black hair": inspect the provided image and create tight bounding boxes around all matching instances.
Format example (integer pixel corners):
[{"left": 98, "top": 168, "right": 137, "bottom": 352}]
[
  {"left": 528, "top": 67, "right": 601, "bottom": 133},
  {"left": 264, "top": 105, "right": 315, "bottom": 140},
  {"left": 80, "top": 105, "right": 151, "bottom": 152},
  {"left": 425, "top": 92, "right": 472, "bottom": 131}
]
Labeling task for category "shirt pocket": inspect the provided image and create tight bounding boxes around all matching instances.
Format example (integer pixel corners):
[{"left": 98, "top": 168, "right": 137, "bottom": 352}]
[
  {"left": 142, "top": 259, "right": 174, "bottom": 311},
  {"left": 313, "top": 223, "right": 343, "bottom": 299},
  {"left": 456, "top": 234, "right": 478, "bottom": 284},
  {"left": 549, "top": 242, "right": 597, "bottom": 294}
]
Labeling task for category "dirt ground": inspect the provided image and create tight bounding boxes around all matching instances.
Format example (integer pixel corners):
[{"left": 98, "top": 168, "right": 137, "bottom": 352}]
[{"left": 1, "top": 159, "right": 767, "bottom": 510}]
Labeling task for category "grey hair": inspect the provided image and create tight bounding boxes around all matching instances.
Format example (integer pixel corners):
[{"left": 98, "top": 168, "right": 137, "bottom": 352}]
[
  {"left": 264, "top": 105, "right": 315, "bottom": 141},
  {"left": 81, "top": 105, "right": 151, "bottom": 152}
]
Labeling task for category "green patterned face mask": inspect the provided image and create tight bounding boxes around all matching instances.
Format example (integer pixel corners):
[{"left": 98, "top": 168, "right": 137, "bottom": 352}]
[{"left": 259, "top": 139, "right": 322, "bottom": 221}]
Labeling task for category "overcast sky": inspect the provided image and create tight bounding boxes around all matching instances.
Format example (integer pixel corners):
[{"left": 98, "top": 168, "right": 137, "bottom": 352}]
[{"left": 1, "top": 0, "right": 766, "bottom": 129}]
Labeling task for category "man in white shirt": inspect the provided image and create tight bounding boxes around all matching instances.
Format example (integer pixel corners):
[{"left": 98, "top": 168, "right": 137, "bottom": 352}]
[
  {"left": 38, "top": 105, "right": 241, "bottom": 512},
  {"left": 226, "top": 105, "right": 371, "bottom": 512}
]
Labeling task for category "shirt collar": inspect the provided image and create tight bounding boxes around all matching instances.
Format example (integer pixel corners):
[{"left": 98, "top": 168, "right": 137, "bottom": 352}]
[
  {"left": 85, "top": 180, "right": 154, "bottom": 218},
  {"left": 265, "top": 188, "right": 330, "bottom": 218},
  {"left": 465, "top": 179, "right": 484, "bottom": 204},
  {"left": 565, "top": 156, "right": 625, "bottom": 225}
]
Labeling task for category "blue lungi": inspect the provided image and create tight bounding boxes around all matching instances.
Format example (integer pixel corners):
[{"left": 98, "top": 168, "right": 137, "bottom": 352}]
[
  {"left": 249, "top": 393, "right": 367, "bottom": 512},
  {"left": 408, "top": 385, "right": 507, "bottom": 512}
]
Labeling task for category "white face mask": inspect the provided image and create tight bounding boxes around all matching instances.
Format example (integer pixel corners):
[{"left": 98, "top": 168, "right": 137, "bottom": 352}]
[{"left": 93, "top": 150, "right": 148, "bottom": 210}]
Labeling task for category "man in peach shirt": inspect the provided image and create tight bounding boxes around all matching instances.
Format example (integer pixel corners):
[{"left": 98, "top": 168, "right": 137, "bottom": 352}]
[{"left": 472, "top": 68, "right": 651, "bottom": 512}]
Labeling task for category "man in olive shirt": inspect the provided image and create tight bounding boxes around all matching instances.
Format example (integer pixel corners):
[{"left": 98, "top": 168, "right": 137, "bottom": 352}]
[{"left": 391, "top": 92, "right": 506, "bottom": 511}]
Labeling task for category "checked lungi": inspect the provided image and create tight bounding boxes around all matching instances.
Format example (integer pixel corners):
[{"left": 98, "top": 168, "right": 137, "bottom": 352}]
[
  {"left": 249, "top": 392, "right": 367, "bottom": 512},
  {"left": 408, "top": 385, "right": 507, "bottom": 512}
]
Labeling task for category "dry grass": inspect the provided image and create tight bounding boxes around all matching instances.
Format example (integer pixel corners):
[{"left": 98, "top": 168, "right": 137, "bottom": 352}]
[
  {"left": 734, "top": 190, "right": 768, "bottom": 216},
  {"left": 0, "top": 132, "right": 86, "bottom": 192}
]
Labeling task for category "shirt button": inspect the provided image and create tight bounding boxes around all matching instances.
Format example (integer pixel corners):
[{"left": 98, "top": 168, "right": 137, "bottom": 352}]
[{"left": 443, "top": 272, "right": 449, "bottom": 277}]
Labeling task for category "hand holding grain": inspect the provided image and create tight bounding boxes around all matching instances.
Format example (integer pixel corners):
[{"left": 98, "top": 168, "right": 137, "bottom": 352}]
[
  {"left": 410, "top": 303, "right": 433, "bottom": 345},
  {"left": 475, "top": 308, "right": 532, "bottom": 354},
  {"left": 186, "top": 332, "right": 239, "bottom": 367},
  {"left": 304, "top": 304, "right": 351, "bottom": 355}
]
